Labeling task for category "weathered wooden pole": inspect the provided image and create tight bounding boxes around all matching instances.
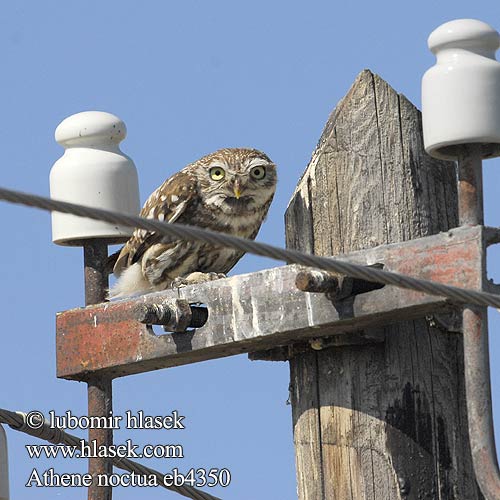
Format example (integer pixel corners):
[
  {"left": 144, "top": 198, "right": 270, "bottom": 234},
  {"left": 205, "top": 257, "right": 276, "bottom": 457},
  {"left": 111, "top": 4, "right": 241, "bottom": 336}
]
[{"left": 285, "top": 70, "right": 482, "bottom": 499}]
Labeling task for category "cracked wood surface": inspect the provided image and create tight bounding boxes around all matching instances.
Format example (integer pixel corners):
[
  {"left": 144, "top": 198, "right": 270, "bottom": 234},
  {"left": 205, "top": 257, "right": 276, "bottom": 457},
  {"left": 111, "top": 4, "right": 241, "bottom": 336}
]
[{"left": 286, "top": 70, "right": 481, "bottom": 500}]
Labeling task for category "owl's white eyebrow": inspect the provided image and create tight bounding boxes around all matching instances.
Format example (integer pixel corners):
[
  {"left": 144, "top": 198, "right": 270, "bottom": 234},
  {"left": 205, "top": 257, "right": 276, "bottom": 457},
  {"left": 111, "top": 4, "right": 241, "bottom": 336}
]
[{"left": 247, "top": 158, "right": 269, "bottom": 168}]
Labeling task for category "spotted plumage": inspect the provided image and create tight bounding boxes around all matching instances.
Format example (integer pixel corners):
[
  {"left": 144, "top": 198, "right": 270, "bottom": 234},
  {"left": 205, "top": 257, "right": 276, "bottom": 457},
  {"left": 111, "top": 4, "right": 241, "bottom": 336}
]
[{"left": 108, "top": 148, "right": 277, "bottom": 298}]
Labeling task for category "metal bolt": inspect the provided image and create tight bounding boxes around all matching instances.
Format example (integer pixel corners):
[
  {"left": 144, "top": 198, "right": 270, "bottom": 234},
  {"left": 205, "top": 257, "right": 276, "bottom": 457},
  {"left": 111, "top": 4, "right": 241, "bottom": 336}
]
[
  {"left": 135, "top": 299, "right": 208, "bottom": 332},
  {"left": 295, "top": 269, "right": 340, "bottom": 293},
  {"left": 189, "top": 306, "right": 209, "bottom": 328},
  {"left": 295, "top": 265, "right": 384, "bottom": 300},
  {"left": 136, "top": 303, "right": 173, "bottom": 324}
]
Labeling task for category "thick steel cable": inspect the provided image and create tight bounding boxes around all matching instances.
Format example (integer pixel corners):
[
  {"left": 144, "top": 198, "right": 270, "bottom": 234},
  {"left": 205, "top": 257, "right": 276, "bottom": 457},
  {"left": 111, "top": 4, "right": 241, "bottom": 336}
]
[
  {"left": 0, "top": 409, "right": 221, "bottom": 500},
  {"left": 1, "top": 185, "right": 500, "bottom": 309}
]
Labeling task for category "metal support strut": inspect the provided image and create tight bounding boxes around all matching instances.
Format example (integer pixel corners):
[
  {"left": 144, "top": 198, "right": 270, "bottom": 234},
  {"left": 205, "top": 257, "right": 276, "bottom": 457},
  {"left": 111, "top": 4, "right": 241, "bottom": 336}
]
[
  {"left": 84, "top": 241, "right": 113, "bottom": 500},
  {"left": 458, "top": 145, "right": 500, "bottom": 500}
]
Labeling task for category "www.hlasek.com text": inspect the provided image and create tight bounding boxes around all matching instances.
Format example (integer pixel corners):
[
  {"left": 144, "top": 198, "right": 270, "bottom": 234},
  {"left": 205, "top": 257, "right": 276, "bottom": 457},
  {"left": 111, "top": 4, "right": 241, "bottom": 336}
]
[{"left": 26, "top": 439, "right": 184, "bottom": 460}]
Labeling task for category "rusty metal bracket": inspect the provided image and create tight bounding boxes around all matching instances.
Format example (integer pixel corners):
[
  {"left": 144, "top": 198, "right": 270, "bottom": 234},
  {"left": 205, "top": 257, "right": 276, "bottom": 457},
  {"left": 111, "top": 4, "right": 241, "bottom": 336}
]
[{"left": 56, "top": 225, "right": 487, "bottom": 381}]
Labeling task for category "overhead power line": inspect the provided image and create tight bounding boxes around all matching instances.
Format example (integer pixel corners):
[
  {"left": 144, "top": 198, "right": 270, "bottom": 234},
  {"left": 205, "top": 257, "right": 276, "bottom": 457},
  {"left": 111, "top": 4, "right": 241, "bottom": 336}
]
[{"left": 0, "top": 185, "right": 498, "bottom": 309}]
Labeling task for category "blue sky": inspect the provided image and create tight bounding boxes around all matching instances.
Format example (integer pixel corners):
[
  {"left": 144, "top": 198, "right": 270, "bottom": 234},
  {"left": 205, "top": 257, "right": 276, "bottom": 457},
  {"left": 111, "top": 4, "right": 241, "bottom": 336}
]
[{"left": 1, "top": 1, "right": 500, "bottom": 499}]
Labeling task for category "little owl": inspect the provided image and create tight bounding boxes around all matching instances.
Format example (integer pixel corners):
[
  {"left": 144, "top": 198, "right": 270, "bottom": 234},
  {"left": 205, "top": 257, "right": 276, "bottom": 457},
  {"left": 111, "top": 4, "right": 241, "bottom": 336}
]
[{"left": 108, "top": 148, "right": 277, "bottom": 298}]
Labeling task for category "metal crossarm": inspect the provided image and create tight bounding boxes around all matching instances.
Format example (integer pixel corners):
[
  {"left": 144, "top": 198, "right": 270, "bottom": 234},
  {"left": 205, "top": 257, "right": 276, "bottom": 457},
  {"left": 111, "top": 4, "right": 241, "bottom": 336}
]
[{"left": 55, "top": 225, "right": 486, "bottom": 379}]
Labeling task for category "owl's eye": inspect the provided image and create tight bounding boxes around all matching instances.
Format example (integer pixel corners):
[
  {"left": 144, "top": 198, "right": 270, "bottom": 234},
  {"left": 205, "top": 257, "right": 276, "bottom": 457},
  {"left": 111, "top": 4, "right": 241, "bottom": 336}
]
[
  {"left": 250, "top": 166, "right": 266, "bottom": 180},
  {"left": 209, "top": 167, "right": 226, "bottom": 181}
]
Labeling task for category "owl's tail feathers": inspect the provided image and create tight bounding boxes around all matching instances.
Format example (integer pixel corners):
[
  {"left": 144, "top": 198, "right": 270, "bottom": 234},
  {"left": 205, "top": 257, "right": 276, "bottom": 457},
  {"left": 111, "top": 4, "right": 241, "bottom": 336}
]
[
  {"left": 105, "top": 249, "right": 121, "bottom": 275},
  {"left": 107, "top": 262, "right": 151, "bottom": 300}
]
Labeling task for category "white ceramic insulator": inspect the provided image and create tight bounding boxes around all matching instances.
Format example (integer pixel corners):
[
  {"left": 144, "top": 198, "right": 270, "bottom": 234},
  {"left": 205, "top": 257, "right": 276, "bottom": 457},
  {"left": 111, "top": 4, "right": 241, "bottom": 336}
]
[
  {"left": 0, "top": 425, "right": 8, "bottom": 500},
  {"left": 50, "top": 111, "right": 140, "bottom": 245},
  {"left": 422, "top": 19, "right": 500, "bottom": 160}
]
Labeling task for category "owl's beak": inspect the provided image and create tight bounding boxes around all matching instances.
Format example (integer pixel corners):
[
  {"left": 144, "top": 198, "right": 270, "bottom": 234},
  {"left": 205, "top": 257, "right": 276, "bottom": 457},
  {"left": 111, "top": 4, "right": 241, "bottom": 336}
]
[{"left": 233, "top": 179, "right": 242, "bottom": 199}]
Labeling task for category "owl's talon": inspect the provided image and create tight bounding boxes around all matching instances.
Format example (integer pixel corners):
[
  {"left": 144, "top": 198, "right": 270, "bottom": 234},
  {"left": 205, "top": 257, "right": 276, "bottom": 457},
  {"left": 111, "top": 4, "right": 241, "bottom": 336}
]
[
  {"left": 207, "top": 272, "right": 227, "bottom": 280},
  {"left": 171, "top": 272, "right": 226, "bottom": 289},
  {"left": 170, "top": 278, "right": 187, "bottom": 289}
]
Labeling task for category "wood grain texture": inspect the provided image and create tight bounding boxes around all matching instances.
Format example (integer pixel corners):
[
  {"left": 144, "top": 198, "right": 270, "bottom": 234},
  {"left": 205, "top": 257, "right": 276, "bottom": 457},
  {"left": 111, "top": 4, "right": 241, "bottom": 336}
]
[{"left": 286, "top": 70, "right": 481, "bottom": 499}]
